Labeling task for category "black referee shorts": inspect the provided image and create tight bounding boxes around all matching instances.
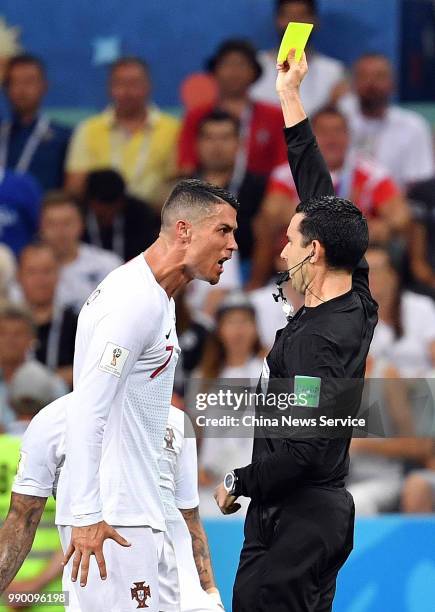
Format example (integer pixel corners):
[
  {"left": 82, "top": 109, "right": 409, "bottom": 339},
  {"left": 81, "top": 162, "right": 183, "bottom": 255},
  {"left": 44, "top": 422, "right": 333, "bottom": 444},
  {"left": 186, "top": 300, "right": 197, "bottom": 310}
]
[{"left": 233, "top": 486, "right": 355, "bottom": 612}]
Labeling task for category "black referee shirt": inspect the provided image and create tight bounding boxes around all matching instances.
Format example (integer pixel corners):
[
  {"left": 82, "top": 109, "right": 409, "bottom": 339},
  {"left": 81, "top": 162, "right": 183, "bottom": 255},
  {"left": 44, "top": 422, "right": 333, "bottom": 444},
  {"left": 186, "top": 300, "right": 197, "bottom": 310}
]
[{"left": 234, "top": 119, "right": 378, "bottom": 503}]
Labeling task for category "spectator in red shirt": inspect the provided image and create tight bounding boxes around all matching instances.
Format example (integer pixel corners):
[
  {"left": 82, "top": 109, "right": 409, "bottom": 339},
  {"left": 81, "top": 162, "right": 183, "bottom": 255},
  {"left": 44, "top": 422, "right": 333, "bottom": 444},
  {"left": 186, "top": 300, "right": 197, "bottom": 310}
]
[
  {"left": 249, "top": 107, "right": 410, "bottom": 287},
  {"left": 178, "top": 39, "right": 287, "bottom": 178}
]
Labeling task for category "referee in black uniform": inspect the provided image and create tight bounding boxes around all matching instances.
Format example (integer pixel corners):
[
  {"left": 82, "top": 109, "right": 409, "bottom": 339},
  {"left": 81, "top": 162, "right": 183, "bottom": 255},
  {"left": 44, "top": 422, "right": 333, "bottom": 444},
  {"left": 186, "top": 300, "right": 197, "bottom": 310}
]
[{"left": 214, "top": 51, "right": 378, "bottom": 611}]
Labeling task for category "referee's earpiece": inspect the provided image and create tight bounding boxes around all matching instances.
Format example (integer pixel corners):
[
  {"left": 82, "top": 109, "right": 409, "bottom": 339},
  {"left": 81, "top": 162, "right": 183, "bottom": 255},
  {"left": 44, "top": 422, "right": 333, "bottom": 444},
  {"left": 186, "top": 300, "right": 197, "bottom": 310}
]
[{"left": 309, "top": 250, "right": 315, "bottom": 262}]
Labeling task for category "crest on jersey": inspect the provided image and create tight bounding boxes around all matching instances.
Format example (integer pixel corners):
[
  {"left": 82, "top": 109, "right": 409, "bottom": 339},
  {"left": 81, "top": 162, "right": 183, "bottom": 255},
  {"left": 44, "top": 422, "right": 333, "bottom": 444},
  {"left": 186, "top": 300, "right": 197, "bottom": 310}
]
[
  {"left": 99, "top": 342, "right": 130, "bottom": 377},
  {"left": 131, "top": 582, "right": 151, "bottom": 608},
  {"left": 111, "top": 347, "right": 122, "bottom": 366},
  {"left": 164, "top": 427, "right": 175, "bottom": 449}
]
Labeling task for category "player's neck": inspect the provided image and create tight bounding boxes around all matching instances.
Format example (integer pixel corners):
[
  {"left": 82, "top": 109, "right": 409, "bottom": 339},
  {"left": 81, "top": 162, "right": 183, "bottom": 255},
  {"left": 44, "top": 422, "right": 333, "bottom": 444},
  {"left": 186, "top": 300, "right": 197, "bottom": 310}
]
[
  {"left": 144, "top": 239, "right": 191, "bottom": 298},
  {"left": 304, "top": 270, "right": 352, "bottom": 307}
]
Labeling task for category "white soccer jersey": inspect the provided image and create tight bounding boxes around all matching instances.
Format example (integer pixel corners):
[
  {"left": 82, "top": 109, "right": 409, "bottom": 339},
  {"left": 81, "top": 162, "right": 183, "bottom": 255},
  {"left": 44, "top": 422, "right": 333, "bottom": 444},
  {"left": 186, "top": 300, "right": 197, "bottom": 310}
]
[
  {"left": 160, "top": 407, "right": 221, "bottom": 612},
  {"left": 12, "top": 395, "right": 70, "bottom": 499},
  {"left": 57, "top": 254, "right": 180, "bottom": 530},
  {"left": 159, "top": 406, "right": 199, "bottom": 520}
]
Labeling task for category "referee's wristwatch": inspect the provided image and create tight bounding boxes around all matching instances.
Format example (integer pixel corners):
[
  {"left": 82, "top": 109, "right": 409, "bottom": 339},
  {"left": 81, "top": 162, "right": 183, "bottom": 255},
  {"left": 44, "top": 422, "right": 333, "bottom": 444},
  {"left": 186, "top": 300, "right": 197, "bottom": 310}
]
[{"left": 224, "top": 470, "right": 239, "bottom": 496}]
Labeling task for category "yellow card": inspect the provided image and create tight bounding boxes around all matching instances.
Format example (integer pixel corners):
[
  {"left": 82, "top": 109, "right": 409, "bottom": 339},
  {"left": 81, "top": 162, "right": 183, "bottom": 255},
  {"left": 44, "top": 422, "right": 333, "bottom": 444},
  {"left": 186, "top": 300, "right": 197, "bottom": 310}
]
[{"left": 277, "top": 22, "right": 314, "bottom": 63}]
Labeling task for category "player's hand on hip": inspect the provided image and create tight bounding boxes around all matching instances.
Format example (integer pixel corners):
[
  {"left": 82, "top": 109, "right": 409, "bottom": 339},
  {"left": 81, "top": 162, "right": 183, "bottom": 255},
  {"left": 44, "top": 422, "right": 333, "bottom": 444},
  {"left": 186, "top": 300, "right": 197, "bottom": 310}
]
[
  {"left": 276, "top": 48, "right": 308, "bottom": 95},
  {"left": 214, "top": 482, "right": 241, "bottom": 515},
  {"left": 63, "top": 520, "right": 131, "bottom": 587}
]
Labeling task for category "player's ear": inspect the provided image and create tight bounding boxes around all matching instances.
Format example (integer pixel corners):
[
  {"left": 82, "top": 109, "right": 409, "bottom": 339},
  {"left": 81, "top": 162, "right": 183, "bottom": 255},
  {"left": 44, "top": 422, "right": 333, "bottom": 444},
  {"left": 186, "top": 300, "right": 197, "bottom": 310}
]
[{"left": 175, "top": 220, "right": 192, "bottom": 243}]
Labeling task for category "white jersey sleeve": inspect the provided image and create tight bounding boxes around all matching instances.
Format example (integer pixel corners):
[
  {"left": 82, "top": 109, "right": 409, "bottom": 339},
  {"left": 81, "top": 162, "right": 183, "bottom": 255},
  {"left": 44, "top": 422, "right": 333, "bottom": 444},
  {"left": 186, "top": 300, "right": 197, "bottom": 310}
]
[
  {"left": 67, "top": 294, "right": 161, "bottom": 526},
  {"left": 12, "top": 396, "right": 67, "bottom": 498},
  {"left": 175, "top": 428, "right": 200, "bottom": 510}
]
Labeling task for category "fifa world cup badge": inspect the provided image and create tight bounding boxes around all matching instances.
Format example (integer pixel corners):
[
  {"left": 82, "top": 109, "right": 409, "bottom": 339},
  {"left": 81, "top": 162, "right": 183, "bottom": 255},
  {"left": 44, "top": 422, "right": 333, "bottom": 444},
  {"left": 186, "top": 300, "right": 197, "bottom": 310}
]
[{"left": 111, "top": 347, "right": 122, "bottom": 366}]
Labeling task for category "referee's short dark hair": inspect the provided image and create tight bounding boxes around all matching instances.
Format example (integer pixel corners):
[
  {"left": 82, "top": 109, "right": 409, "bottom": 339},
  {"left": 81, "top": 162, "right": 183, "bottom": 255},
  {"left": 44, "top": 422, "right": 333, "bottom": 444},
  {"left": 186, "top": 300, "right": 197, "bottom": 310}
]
[
  {"left": 276, "top": 0, "right": 317, "bottom": 16},
  {"left": 296, "top": 196, "right": 368, "bottom": 272},
  {"left": 161, "top": 179, "right": 239, "bottom": 229}
]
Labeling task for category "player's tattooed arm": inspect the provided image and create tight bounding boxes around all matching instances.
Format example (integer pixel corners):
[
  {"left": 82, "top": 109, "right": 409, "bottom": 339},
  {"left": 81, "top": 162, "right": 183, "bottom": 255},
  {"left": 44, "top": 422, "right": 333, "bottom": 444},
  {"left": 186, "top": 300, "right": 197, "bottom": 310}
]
[
  {"left": 0, "top": 493, "right": 46, "bottom": 594},
  {"left": 180, "top": 506, "right": 216, "bottom": 592}
]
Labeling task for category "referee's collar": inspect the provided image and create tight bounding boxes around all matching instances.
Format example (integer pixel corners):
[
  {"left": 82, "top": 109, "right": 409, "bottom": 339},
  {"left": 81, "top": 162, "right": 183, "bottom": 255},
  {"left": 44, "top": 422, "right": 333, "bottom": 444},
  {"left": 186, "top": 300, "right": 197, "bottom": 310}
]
[{"left": 302, "top": 289, "right": 355, "bottom": 317}]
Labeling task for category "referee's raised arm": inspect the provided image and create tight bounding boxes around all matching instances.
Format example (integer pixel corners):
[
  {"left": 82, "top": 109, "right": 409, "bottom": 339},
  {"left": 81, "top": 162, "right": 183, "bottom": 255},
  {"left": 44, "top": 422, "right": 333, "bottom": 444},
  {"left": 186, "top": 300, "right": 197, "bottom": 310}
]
[{"left": 277, "top": 50, "right": 334, "bottom": 201}]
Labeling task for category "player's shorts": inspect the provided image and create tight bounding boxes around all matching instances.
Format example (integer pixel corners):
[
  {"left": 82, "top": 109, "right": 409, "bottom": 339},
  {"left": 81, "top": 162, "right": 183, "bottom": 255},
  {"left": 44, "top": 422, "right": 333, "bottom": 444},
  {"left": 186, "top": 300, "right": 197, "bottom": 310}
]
[
  {"left": 58, "top": 525, "right": 179, "bottom": 612},
  {"left": 166, "top": 518, "right": 221, "bottom": 612}
]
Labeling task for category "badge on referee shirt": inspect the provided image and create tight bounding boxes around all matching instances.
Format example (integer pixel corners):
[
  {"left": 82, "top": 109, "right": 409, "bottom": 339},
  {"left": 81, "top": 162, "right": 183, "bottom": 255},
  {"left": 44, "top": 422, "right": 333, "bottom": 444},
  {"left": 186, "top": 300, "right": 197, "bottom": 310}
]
[
  {"left": 294, "top": 375, "right": 321, "bottom": 408},
  {"left": 99, "top": 342, "right": 130, "bottom": 377}
]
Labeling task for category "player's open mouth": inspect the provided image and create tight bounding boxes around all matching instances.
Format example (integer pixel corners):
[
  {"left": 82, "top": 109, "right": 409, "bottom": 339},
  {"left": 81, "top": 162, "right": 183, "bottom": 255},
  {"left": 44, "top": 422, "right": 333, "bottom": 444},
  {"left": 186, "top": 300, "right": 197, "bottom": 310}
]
[{"left": 217, "top": 257, "right": 229, "bottom": 273}]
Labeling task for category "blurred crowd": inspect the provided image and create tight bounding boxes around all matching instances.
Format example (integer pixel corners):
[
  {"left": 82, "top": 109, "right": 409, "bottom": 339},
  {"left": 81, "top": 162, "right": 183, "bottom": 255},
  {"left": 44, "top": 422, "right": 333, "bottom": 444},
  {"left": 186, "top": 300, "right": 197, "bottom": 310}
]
[{"left": 1, "top": 0, "right": 435, "bottom": 520}]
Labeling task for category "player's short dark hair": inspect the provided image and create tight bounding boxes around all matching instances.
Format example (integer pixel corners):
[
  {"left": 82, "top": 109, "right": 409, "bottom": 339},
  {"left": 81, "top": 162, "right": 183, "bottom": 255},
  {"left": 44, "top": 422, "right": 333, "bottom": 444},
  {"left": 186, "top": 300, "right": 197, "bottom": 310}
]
[
  {"left": 198, "top": 110, "right": 240, "bottom": 136},
  {"left": 311, "top": 106, "right": 348, "bottom": 129},
  {"left": 296, "top": 196, "right": 368, "bottom": 272},
  {"left": 161, "top": 179, "right": 239, "bottom": 229},
  {"left": 0, "top": 303, "right": 36, "bottom": 335},
  {"left": 85, "top": 169, "right": 126, "bottom": 203},
  {"left": 109, "top": 56, "right": 149, "bottom": 78},
  {"left": 4, "top": 53, "right": 46, "bottom": 87},
  {"left": 276, "top": 0, "right": 317, "bottom": 16}
]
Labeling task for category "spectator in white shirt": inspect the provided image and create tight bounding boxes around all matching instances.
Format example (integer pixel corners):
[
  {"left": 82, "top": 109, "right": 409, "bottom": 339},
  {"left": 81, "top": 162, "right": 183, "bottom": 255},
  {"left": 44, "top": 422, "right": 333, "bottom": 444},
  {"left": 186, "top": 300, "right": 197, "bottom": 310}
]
[
  {"left": 339, "top": 53, "right": 435, "bottom": 190},
  {"left": 194, "top": 292, "right": 264, "bottom": 517},
  {"left": 39, "top": 191, "right": 122, "bottom": 312},
  {"left": 251, "top": 0, "right": 347, "bottom": 115},
  {"left": 367, "top": 244, "right": 435, "bottom": 377}
]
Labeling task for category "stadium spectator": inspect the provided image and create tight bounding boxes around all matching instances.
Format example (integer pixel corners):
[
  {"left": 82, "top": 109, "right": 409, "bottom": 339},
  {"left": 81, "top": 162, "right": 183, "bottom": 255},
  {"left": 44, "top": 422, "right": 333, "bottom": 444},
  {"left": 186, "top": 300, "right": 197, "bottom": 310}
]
[
  {"left": 65, "top": 56, "right": 180, "bottom": 210},
  {"left": 6, "top": 360, "right": 66, "bottom": 436},
  {"left": 82, "top": 169, "right": 159, "bottom": 262},
  {"left": 0, "top": 362, "right": 64, "bottom": 602},
  {"left": 190, "top": 110, "right": 267, "bottom": 274},
  {"left": 348, "top": 356, "right": 433, "bottom": 515},
  {"left": 250, "top": 107, "right": 410, "bottom": 287},
  {"left": 0, "top": 304, "right": 64, "bottom": 430},
  {"left": 17, "top": 243, "right": 77, "bottom": 387},
  {"left": 0, "top": 167, "right": 41, "bottom": 256},
  {"left": 1, "top": 54, "right": 71, "bottom": 191},
  {"left": 251, "top": 0, "right": 348, "bottom": 114},
  {"left": 178, "top": 39, "right": 287, "bottom": 178},
  {"left": 367, "top": 245, "right": 435, "bottom": 377},
  {"left": 407, "top": 177, "right": 435, "bottom": 298},
  {"left": 39, "top": 191, "right": 122, "bottom": 312},
  {"left": 339, "top": 53, "right": 435, "bottom": 189},
  {"left": 194, "top": 292, "right": 264, "bottom": 517},
  {"left": 401, "top": 457, "right": 435, "bottom": 513},
  {"left": 0, "top": 245, "right": 16, "bottom": 304}
]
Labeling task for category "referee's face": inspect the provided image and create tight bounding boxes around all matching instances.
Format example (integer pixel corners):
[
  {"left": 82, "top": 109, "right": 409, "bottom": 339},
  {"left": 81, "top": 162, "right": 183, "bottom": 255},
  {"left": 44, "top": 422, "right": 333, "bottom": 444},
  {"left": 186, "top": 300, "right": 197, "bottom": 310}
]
[{"left": 281, "top": 213, "right": 313, "bottom": 294}]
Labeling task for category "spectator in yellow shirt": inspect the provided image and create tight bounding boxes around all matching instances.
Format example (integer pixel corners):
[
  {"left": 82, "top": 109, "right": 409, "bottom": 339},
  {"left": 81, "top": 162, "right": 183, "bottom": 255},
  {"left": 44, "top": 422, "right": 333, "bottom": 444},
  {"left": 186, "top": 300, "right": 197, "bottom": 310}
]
[{"left": 65, "top": 57, "right": 180, "bottom": 210}]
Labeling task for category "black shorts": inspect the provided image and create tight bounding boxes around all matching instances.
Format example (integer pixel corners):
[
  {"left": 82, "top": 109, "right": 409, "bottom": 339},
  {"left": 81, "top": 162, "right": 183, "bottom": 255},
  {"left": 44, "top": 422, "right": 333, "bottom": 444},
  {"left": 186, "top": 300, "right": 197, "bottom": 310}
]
[{"left": 233, "top": 486, "right": 355, "bottom": 612}]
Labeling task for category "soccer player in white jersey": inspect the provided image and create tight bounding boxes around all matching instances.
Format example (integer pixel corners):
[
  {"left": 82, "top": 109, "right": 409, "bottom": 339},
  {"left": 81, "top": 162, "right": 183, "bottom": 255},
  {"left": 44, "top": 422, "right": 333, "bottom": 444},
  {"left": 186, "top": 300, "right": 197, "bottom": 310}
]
[
  {"left": 58, "top": 179, "right": 238, "bottom": 611},
  {"left": 0, "top": 398, "right": 225, "bottom": 611}
]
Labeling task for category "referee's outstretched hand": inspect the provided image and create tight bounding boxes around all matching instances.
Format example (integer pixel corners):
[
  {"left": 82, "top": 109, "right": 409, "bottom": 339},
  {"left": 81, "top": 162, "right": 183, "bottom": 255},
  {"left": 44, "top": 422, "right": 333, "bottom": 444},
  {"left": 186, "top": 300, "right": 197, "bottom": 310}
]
[
  {"left": 63, "top": 521, "right": 131, "bottom": 587},
  {"left": 214, "top": 482, "right": 241, "bottom": 515},
  {"left": 276, "top": 48, "right": 308, "bottom": 95}
]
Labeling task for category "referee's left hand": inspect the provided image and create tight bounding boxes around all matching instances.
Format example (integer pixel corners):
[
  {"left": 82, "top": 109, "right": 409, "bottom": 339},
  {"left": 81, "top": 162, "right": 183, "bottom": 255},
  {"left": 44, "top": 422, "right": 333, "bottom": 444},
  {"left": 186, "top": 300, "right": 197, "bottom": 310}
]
[{"left": 214, "top": 483, "right": 241, "bottom": 515}]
